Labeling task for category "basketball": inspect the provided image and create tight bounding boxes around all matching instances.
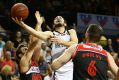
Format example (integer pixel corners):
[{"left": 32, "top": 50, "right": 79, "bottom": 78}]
[{"left": 11, "top": 3, "right": 29, "bottom": 20}]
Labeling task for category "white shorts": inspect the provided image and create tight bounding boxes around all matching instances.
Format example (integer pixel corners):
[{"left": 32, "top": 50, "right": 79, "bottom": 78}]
[{"left": 51, "top": 60, "right": 73, "bottom": 80}]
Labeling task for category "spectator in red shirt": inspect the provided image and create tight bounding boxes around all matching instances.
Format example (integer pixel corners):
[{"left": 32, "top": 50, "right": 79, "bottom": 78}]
[{"left": 0, "top": 51, "right": 15, "bottom": 80}]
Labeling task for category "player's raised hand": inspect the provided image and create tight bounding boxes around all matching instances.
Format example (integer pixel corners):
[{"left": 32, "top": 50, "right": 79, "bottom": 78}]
[
  {"left": 12, "top": 17, "right": 25, "bottom": 28},
  {"left": 35, "top": 11, "right": 44, "bottom": 25}
]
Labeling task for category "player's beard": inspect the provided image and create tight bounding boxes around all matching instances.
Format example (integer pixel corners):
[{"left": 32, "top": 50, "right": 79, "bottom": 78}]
[{"left": 54, "top": 23, "right": 64, "bottom": 28}]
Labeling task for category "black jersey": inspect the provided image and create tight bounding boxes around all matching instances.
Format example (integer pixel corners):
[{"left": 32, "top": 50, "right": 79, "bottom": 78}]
[{"left": 72, "top": 43, "right": 108, "bottom": 80}]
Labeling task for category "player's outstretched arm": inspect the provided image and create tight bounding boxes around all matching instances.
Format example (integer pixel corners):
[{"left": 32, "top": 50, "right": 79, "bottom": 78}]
[
  {"left": 51, "top": 44, "right": 77, "bottom": 70},
  {"left": 12, "top": 17, "right": 53, "bottom": 41}
]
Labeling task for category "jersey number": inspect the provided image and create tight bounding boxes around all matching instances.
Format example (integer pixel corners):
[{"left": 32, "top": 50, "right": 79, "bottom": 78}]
[{"left": 88, "top": 60, "right": 97, "bottom": 77}]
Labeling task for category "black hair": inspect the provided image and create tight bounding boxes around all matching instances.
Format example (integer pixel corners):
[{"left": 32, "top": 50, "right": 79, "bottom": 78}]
[
  {"left": 86, "top": 24, "right": 103, "bottom": 43},
  {"left": 15, "top": 44, "right": 28, "bottom": 64}
]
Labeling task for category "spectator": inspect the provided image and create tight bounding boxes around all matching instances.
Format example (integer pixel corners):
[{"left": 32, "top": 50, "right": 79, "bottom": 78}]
[
  {"left": 105, "top": 38, "right": 118, "bottom": 60},
  {"left": 0, "top": 51, "right": 15, "bottom": 80},
  {"left": 20, "top": 38, "right": 28, "bottom": 47},
  {"left": 117, "top": 38, "right": 119, "bottom": 54},
  {"left": 12, "top": 31, "right": 23, "bottom": 48},
  {"left": 0, "top": 35, "right": 5, "bottom": 80},
  {"left": 0, "top": 35, "right": 5, "bottom": 58},
  {"left": 106, "top": 39, "right": 115, "bottom": 52},
  {"left": 45, "top": 48, "right": 52, "bottom": 64},
  {"left": 3, "top": 41, "right": 16, "bottom": 61}
]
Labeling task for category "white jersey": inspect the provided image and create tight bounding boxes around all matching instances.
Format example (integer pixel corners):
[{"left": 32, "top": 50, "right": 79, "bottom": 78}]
[{"left": 51, "top": 30, "right": 73, "bottom": 80}]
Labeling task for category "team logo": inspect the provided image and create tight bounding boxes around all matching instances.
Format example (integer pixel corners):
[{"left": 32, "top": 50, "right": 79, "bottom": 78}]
[
  {"left": 96, "top": 16, "right": 108, "bottom": 27},
  {"left": 80, "top": 14, "right": 91, "bottom": 25},
  {"left": 112, "top": 17, "right": 119, "bottom": 28}
]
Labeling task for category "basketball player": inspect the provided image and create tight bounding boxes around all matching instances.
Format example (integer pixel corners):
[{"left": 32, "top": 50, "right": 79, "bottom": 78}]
[
  {"left": 12, "top": 14, "right": 78, "bottom": 80},
  {"left": 15, "top": 11, "right": 42, "bottom": 68},
  {"left": 15, "top": 11, "right": 47, "bottom": 80},
  {"left": 19, "top": 36, "right": 43, "bottom": 80},
  {"left": 51, "top": 24, "right": 119, "bottom": 80}
]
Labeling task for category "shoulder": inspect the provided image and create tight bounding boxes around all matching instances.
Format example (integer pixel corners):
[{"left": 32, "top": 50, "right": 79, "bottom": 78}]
[
  {"left": 68, "top": 29, "right": 77, "bottom": 36},
  {"left": 68, "top": 29, "right": 76, "bottom": 33}
]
